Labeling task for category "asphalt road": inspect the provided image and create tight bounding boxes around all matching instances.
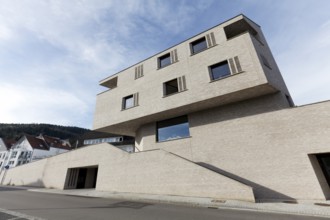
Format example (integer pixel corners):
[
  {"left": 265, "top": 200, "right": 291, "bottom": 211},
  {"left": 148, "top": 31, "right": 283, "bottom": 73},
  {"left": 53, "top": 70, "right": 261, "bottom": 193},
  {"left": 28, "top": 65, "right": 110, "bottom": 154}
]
[{"left": 0, "top": 186, "right": 327, "bottom": 220}]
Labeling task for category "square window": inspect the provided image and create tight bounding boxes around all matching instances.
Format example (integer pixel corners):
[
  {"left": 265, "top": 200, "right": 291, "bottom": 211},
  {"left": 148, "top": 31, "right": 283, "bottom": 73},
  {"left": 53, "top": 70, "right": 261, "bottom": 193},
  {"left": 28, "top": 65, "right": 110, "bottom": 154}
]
[
  {"left": 164, "top": 79, "right": 179, "bottom": 96},
  {"left": 209, "top": 61, "right": 231, "bottom": 81},
  {"left": 123, "top": 95, "right": 134, "bottom": 109},
  {"left": 191, "top": 37, "right": 207, "bottom": 54},
  {"left": 156, "top": 115, "right": 190, "bottom": 142},
  {"left": 158, "top": 53, "right": 171, "bottom": 68}
]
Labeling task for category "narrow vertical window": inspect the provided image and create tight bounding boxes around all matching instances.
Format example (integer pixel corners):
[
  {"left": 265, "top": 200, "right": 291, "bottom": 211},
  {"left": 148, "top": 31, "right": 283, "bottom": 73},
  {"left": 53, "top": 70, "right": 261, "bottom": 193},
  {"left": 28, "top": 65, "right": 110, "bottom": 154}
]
[{"left": 260, "top": 54, "right": 271, "bottom": 69}]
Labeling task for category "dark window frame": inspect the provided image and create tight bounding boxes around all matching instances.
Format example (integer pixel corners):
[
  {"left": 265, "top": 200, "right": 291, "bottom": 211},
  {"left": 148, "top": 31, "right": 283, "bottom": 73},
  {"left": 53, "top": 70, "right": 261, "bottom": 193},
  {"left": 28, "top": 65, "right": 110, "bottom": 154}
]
[
  {"left": 158, "top": 53, "right": 171, "bottom": 69},
  {"left": 122, "top": 95, "right": 134, "bottom": 110},
  {"left": 163, "top": 78, "right": 179, "bottom": 96},
  {"left": 316, "top": 153, "right": 330, "bottom": 187},
  {"left": 190, "top": 37, "right": 207, "bottom": 54},
  {"left": 156, "top": 115, "right": 190, "bottom": 142},
  {"left": 209, "top": 60, "right": 231, "bottom": 81}
]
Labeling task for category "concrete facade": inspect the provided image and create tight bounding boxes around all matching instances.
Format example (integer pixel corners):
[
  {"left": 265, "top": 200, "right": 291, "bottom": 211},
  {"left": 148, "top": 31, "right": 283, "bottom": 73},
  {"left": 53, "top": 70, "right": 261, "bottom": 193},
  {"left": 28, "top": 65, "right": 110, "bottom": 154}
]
[
  {"left": 93, "top": 15, "right": 291, "bottom": 136},
  {"left": 0, "top": 144, "right": 255, "bottom": 201},
  {"left": 1, "top": 15, "right": 330, "bottom": 202}
]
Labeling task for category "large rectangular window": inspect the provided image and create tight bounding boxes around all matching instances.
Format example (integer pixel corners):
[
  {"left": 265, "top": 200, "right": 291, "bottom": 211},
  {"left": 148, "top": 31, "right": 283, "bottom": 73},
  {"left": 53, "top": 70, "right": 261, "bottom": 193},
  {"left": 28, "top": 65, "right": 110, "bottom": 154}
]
[
  {"left": 158, "top": 53, "right": 171, "bottom": 68},
  {"left": 156, "top": 115, "right": 190, "bottom": 142},
  {"left": 190, "top": 37, "right": 207, "bottom": 54},
  {"left": 209, "top": 60, "right": 231, "bottom": 81}
]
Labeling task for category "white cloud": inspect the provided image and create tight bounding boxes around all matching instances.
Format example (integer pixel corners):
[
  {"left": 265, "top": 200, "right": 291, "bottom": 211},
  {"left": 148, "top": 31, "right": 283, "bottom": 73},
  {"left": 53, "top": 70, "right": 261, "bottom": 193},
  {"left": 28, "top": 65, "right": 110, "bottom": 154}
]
[
  {"left": 275, "top": 18, "right": 330, "bottom": 105},
  {"left": 1, "top": 0, "right": 329, "bottom": 129},
  {"left": 0, "top": 83, "right": 89, "bottom": 126},
  {"left": 0, "top": 0, "right": 210, "bottom": 128}
]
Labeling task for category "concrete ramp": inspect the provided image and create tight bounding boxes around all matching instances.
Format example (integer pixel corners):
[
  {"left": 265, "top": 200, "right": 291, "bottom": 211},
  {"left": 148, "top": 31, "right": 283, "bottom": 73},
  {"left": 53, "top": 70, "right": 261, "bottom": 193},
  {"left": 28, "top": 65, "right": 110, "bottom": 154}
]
[{"left": 1, "top": 144, "right": 254, "bottom": 202}]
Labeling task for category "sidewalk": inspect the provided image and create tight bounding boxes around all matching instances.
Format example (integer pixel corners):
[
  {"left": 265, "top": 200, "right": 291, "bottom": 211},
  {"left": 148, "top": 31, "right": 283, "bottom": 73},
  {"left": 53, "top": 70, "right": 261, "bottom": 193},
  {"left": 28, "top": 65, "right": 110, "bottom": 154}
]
[{"left": 27, "top": 188, "right": 330, "bottom": 218}]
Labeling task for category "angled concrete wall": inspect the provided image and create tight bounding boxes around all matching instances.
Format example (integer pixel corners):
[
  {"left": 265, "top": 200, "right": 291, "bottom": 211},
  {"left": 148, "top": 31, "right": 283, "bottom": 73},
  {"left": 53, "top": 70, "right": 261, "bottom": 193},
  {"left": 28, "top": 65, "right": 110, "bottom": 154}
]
[
  {"left": 1, "top": 144, "right": 254, "bottom": 202},
  {"left": 136, "top": 97, "right": 330, "bottom": 201}
]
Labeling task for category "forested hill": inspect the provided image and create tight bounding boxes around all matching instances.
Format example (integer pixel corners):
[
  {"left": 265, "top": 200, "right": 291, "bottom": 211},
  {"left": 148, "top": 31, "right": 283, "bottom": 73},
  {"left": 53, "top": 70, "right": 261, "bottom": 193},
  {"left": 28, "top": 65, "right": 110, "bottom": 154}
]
[{"left": 0, "top": 123, "right": 90, "bottom": 141}]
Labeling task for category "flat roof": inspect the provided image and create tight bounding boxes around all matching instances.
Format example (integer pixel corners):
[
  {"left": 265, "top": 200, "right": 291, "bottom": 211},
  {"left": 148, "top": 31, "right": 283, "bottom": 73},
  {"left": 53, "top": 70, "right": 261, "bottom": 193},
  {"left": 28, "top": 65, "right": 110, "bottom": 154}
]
[{"left": 99, "top": 14, "right": 260, "bottom": 84}]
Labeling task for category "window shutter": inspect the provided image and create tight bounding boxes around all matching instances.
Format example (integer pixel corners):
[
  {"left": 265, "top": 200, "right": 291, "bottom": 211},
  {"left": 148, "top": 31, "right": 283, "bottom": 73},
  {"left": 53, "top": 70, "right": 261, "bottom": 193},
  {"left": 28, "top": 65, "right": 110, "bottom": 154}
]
[
  {"left": 177, "top": 76, "right": 187, "bottom": 92},
  {"left": 228, "top": 58, "right": 237, "bottom": 74},
  {"left": 234, "top": 56, "right": 242, "bottom": 72},
  {"left": 135, "top": 64, "right": 144, "bottom": 79},
  {"left": 206, "top": 32, "right": 216, "bottom": 48},
  {"left": 228, "top": 56, "right": 242, "bottom": 74},
  {"left": 133, "top": 92, "right": 139, "bottom": 106},
  {"left": 210, "top": 32, "right": 216, "bottom": 46},
  {"left": 170, "top": 49, "right": 178, "bottom": 63}
]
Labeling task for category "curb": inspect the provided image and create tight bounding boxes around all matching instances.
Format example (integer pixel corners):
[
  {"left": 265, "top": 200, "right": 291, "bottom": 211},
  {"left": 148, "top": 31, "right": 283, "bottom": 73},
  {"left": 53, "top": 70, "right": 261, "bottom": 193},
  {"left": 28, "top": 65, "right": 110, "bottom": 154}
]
[{"left": 28, "top": 189, "right": 330, "bottom": 218}]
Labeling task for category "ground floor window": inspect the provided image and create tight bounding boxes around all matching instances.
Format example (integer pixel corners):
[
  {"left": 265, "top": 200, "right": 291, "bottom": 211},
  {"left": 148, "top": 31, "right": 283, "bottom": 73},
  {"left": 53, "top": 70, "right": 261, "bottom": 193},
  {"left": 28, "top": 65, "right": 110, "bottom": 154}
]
[
  {"left": 156, "top": 115, "right": 190, "bottom": 142},
  {"left": 317, "top": 153, "right": 330, "bottom": 187}
]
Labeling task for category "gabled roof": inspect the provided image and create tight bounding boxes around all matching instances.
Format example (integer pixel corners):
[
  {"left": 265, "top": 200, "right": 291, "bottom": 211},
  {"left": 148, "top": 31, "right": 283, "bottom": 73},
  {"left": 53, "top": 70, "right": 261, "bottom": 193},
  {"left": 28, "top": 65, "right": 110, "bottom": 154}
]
[
  {"left": 42, "top": 135, "right": 71, "bottom": 150},
  {"left": 25, "top": 134, "right": 49, "bottom": 151},
  {"left": 4, "top": 139, "right": 16, "bottom": 150}
]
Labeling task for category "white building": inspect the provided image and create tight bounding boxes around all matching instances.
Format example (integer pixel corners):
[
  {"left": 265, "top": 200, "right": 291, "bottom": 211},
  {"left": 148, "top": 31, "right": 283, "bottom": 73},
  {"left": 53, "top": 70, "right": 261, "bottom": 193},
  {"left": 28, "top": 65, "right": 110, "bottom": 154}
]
[
  {"left": 5, "top": 134, "right": 71, "bottom": 168},
  {"left": 0, "top": 138, "right": 14, "bottom": 169},
  {"left": 75, "top": 131, "right": 135, "bottom": 153}
]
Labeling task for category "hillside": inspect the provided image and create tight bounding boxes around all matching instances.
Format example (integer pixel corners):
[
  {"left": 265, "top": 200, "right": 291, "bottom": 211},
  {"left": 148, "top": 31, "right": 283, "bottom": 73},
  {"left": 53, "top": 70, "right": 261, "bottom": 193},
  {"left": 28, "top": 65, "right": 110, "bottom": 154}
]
[{"left": 0, "top": 123, "right": 90, "bottom": 142}]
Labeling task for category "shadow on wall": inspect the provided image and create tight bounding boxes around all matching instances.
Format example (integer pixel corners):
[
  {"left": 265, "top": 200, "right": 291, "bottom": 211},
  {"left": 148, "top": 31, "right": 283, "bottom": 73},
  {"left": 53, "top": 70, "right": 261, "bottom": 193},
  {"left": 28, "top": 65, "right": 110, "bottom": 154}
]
[
  {"left": 309, "top": 154, "right": 330, "bottom": 200},
  {"left": 135, "top": 122, "right": 155, "bottom": 150},
  {"left": 196, "top": 162, "right": 294, "bottom": 201},
  {"left": 0, "top": 169, "right": 45, "bottom": 188},
  {"left": 6, "top": 178, "right": 45, "bottom": 188}
]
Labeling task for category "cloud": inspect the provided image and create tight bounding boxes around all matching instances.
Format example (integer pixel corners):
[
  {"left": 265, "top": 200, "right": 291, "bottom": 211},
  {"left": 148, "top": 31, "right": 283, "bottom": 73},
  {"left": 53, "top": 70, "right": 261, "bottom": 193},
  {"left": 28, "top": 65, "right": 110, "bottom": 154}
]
[
  {"left": 1, "top": 0, "right": 329, "bottom": 129},
  {"left": 274, "top": 17, "right": 330, "bottom": 105},
  {"left": 0, "top": 0, "right": 213, "bottom": 128},
  {"left": 0, "top": 83, "right": 88, "bottom": 126}
]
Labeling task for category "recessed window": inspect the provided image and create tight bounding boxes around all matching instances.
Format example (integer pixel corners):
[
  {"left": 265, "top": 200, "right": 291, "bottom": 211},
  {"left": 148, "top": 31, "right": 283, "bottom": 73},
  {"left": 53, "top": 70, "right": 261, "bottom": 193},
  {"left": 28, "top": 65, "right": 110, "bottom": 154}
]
[
  {"left": 123, "top": 95, "right": 134, "bottom": 109},
  {"left": 158, "top": 53, "right": 171, "bottom": 68},
  {"left": 260, "top": 54, "right": 271, "bottom": 69},
  {"left": 164, "top": 79, "right": 179, "bottom": 96},
  {"left": 209, "top": 61, "right": 231, "bottom": 81},
  {"left": 191, "top": 37, "right": 207, "bottom": 54},
  {"left": 156, "top": 115, "right": 190, "bottom": 142},
  {"left": 122, "top": 93, "right": 139, "bottom": 110}
]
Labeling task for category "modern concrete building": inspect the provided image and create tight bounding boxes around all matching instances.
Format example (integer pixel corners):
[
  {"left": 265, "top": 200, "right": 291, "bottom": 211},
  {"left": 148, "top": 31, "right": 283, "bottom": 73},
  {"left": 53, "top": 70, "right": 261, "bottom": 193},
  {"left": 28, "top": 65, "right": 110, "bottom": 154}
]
[{"left": 1, "top": 15, "right": 330, "bottom": 202}]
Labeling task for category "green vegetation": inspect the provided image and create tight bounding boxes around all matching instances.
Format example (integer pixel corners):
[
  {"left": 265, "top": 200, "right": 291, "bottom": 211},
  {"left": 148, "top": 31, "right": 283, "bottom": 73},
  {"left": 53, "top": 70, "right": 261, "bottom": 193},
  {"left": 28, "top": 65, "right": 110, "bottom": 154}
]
[{"left": 0, "top": 123, "right": 90, "bottom": 143}]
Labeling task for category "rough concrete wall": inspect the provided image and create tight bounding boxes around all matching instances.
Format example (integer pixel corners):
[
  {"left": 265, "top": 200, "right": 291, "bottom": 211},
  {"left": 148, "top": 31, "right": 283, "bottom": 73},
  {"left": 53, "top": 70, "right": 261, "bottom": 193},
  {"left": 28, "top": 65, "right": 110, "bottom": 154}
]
[
  {"left": 192, "top": 101, "right": 330, "bottom": 201},
  {"left": 93, "top": 16, "right": 283, "bottom": 136},
  {"left": 1, "top": 144, "right": 254, "bottom": 202},
  {"left": 1, "top": 159, "right": 47, "bottom": 187},
  {"left": 98, "top": 149, "right": 254, "bottom": 201},
  {"left": 137, "top": 98, "right": 330, "bottom": 201}
]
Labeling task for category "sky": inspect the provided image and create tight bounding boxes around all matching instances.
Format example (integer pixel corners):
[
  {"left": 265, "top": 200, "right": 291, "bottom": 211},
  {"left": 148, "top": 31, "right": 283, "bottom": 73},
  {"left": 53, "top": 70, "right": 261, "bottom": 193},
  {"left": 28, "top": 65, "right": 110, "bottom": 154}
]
[{"left": 0, "top": 0, "right": 330, "bottom": 129}]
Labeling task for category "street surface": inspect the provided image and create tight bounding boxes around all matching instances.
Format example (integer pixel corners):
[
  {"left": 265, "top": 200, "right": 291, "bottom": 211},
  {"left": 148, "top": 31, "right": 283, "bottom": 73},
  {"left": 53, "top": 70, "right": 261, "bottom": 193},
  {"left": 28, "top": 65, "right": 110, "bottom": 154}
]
[{"left": 0, "top": 186, "right": 327, "bottom": 220}]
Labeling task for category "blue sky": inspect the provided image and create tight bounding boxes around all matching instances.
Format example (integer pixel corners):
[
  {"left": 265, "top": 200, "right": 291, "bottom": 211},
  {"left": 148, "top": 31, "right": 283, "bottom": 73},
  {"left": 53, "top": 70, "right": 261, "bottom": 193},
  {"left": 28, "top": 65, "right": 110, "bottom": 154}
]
[{"left": 0, "top": 0, "right": 330, "bottom": 129}]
